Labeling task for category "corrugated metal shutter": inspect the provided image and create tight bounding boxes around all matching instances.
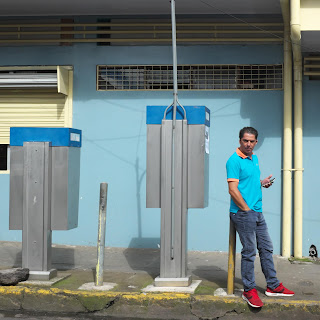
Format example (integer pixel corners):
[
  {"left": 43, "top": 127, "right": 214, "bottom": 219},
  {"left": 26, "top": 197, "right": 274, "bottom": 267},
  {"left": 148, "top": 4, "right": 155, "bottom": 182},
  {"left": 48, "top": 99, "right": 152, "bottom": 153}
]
[{"left": 0, "top": 89, "right": 67, "bottom": 144}]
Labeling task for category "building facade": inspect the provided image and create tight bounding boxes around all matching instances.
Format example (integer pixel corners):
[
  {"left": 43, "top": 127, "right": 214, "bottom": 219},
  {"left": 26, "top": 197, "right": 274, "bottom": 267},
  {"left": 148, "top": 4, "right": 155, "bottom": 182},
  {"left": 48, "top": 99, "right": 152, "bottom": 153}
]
[{"left": 0, "top": 0, "right": 319, "bottom": 257}]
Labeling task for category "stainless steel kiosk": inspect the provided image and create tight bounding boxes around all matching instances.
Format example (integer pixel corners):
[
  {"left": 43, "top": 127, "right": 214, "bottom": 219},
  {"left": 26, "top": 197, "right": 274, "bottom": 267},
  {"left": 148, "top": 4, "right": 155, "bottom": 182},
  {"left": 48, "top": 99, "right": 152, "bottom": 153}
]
[
  {"left": 9, "top": 127, "right": 81, "bottom": 280},
  {"left": 146, "top": 105, "right": 210, "bottom": 287}
]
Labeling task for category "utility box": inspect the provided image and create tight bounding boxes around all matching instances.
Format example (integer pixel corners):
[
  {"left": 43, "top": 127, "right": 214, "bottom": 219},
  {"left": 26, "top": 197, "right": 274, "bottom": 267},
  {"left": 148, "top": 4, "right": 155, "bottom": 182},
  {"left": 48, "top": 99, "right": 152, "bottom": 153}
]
[
  {"left": 9, "top": 127, "right": 81, "bottom": 280},
  {"left": 146, "top": 105, "right": 210, "bottom": 209},
  {"left": 9, "top": 127, "right": 81, "bottom": 231},
  {"left": 146, "top": 105, "right": 210, "bottom": 286}
]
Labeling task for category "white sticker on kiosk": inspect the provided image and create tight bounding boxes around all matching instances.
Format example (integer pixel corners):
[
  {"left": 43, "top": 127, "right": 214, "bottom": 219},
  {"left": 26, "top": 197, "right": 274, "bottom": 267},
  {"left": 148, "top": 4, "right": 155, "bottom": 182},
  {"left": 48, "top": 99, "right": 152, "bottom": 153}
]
[
  {"left": 205, "top": 126, "right": 209, "bottom": 154},
  {"left": 70, "top": 133, "right": 80, "bottom": 142}
]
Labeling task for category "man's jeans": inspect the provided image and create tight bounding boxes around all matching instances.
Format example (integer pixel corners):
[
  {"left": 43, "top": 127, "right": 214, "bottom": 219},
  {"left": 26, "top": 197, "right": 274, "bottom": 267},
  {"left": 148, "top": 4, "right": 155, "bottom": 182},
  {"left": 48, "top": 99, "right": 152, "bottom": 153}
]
[{"left": 230, "top": 210, "right": 280, "bottom": 291}]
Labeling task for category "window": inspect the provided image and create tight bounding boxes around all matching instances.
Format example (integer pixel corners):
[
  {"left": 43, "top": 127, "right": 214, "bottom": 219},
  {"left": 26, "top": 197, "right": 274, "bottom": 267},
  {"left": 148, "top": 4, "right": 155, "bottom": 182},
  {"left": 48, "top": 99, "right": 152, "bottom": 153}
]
[
  {"left": 0, "top": 144, "right": 9, "bottom": 171},
  {"left": 97, "top": 64, "right": 283, "bottom": 91},
  {"left": 0, "top": 66, "right": 73, "bottom": 173}
]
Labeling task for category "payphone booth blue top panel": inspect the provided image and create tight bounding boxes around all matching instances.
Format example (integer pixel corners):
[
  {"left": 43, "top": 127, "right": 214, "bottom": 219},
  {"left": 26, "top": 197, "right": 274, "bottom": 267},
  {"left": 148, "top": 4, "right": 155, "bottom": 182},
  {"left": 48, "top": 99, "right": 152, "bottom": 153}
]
[
  {"left": 10, "top": 127, "right": 82, "bottom": 147},
  {"left": 146, "top": 105, "right": 210, "bottom": 126}
]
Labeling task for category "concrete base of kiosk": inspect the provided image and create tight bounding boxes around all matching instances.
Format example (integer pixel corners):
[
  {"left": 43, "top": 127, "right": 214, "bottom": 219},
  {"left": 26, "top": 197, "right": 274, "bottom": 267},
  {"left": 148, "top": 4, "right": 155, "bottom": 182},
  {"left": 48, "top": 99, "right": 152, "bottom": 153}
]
[
  {"left": 28, "top": 269, "right": 58, "bottom": 281},
  {"left": 154, "top": 275, "right": 192, "bottom": 287}
]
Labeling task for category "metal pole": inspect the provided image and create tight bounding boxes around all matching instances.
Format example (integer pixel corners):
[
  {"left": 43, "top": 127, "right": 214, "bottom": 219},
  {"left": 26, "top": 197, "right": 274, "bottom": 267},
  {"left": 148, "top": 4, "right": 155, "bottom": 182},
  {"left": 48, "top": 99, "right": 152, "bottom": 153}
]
[
  {"left": 170, "top": 0, "right": 178, "bottom": 261},
  {"left": 95, "top": 182, "right": 108, "bottom": 286},
  {"left": 171, "top": 0, "right": 178, "bottom": 125},
  {"left": 227, "top": 218, "right": 236, "bottom": 295},
  {"left": 155, "top": 0, "right": 190, "bottom": 284},
  {"left": 291, "top": 0, "right": 303, "bottom": 259},
  {"left": 22, "top": 142, "right": 56, "bottom": 280},
  {"left": 280, "top": 0, "right": 292, "bottom": 258}
]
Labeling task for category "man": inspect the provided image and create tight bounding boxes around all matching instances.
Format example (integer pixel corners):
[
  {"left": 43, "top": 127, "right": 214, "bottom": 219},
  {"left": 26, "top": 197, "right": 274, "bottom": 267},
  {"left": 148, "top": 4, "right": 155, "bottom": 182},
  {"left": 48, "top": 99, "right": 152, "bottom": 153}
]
[{"left": 226, "top": 127, "right": 294, "bottom": 308}]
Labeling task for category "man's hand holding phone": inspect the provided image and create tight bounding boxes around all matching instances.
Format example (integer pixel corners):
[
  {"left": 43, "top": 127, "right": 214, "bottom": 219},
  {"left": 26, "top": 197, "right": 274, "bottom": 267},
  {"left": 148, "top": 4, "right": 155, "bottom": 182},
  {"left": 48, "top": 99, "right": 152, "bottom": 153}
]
[{"left": 261, "top": 175, "right": 275, "bottom": 188}]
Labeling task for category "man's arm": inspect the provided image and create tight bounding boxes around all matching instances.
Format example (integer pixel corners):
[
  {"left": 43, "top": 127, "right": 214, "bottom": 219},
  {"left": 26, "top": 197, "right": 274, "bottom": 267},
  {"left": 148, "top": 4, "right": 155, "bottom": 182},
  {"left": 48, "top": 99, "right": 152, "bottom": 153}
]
[{"left": 228, "top": 180, "right": 250, "bottom": 211}]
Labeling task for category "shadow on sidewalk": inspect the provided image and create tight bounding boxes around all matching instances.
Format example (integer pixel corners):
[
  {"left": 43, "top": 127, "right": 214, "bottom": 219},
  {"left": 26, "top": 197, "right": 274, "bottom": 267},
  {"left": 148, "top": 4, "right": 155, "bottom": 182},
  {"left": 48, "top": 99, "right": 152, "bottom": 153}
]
[
  {"left": 192, "top": 265, "right": 265, "bottom": 293},
  {"left": 192, "top": 265, "right": 238, "bottom": 289},
  {"left": 123, "top": 238, "right": 160, "bottom": 277}
]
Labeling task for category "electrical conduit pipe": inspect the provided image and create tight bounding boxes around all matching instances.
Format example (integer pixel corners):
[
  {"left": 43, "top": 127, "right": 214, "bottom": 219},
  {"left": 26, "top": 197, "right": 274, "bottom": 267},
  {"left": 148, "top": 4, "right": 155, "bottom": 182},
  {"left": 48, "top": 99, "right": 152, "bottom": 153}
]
[
  {"left": 280, "top": 0, "right": 293, "bottom": 258},
  {"left": 291, "top": 0, "right": 303, "bottom": 258}
]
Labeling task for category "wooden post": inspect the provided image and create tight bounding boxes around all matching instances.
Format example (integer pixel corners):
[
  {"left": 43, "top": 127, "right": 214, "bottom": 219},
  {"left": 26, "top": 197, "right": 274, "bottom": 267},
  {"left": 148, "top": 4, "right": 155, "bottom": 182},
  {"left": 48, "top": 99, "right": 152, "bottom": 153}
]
[{"left": 227, "top": 218, "right": 236, "bottom": 295}]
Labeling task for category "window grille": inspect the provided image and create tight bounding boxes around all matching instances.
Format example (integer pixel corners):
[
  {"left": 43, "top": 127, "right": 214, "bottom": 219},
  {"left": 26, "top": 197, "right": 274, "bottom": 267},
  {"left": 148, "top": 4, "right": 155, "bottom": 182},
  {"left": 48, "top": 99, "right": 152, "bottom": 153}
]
[{"left": 97, "top": 64, "right": 283, "bottom": 91}]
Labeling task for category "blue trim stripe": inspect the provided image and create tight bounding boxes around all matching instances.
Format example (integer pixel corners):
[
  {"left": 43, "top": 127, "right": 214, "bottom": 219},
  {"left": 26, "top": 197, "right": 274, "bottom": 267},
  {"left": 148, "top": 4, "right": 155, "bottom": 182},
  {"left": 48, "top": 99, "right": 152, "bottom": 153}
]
[
  {"left": 147, "top": 105, "right": 210, "bottom": 126},
  {"left": 10, "top": 127, "right": 82, "bottom": 147}
]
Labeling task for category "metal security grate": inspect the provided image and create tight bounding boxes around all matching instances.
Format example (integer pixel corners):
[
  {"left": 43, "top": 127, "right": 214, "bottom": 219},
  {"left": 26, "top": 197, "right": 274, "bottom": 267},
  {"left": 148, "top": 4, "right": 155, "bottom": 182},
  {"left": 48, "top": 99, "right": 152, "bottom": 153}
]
[{"left": 97, "top": 64, "right": 283, "bottom": 91}]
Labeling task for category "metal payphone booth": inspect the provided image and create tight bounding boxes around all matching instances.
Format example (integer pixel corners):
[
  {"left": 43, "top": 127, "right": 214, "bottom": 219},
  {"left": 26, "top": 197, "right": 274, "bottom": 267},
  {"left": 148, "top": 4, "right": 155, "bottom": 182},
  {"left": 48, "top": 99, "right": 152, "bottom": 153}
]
[
  {"left": 9, "top": 127, "right": 81, "bottom": 280},
  {"left": 147, "top": 105, "right": 210, "bottom": 287}
]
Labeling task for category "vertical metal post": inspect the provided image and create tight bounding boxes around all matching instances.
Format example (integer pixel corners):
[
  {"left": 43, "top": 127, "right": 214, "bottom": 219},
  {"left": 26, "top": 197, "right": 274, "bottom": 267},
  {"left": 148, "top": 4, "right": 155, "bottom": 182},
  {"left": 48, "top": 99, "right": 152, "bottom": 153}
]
[
  {"left": 174, "top": 119, "right": 188, "bottom": 278},
  {"left": 227, "top": 218, "right": 236, "bottom": 295},
  {"left": 155, "top": 0, "right": 191, "bottom": 287},
  {"left": 160, "top": 120, "right": 174, "bottom": 277},
  {"left": 171, "top": 0, "right": 178, "bottom": 122},
  {"left": 157, "top": 119, "right": 190, "bottom": 286},
  {"left": 170, "top": 0, "right": 178, "bottom": 260},
  {"left": 22, "top": 142, "right": 56, "bottom": 280},
  {"left": 95, "top": 182, "right": 108, "bottom": 286}
]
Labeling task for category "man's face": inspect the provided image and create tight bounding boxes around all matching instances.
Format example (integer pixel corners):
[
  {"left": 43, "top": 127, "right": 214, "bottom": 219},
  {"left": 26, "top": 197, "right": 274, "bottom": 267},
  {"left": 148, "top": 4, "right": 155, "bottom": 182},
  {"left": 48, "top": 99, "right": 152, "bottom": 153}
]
[{"left": 239, "top": 132, "right": 257, "bottom": 156}]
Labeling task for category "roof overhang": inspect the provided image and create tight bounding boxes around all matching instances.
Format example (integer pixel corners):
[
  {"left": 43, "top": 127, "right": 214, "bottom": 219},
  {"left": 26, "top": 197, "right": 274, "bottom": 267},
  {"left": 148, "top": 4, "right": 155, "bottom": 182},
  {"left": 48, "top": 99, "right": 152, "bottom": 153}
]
[{"left": 0, "top": 0, "right": 282, "bottom": 17}]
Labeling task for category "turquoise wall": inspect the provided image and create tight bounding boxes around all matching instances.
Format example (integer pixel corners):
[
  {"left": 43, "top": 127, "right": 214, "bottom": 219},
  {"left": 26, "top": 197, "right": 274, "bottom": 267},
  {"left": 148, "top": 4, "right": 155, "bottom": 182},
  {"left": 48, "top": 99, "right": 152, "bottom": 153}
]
[
  {"left": 302, "top": 79, "right": 320, "bottom": 255},
  {"left": 0, "top": 43, "right": 317, "bottom": 256}
]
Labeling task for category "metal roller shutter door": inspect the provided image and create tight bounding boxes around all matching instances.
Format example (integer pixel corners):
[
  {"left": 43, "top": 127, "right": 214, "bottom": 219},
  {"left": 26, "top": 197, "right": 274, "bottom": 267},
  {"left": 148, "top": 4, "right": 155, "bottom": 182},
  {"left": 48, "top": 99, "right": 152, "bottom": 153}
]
[{"left": 0, "top": 89, "right": 68, "bottom": 144}]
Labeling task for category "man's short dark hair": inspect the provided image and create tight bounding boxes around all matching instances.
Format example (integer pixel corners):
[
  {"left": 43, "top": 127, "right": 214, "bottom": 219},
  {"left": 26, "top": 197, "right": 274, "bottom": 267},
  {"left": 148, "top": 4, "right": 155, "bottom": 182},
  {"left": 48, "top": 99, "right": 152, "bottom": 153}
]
[{"left": 239, "top": 127, "right": 258, "bottom": 140}]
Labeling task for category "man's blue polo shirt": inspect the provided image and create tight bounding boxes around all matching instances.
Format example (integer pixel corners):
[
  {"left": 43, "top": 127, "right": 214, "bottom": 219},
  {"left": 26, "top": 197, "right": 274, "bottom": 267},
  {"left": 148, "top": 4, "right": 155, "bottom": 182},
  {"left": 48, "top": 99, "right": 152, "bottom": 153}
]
[{"left": 226, "top": 148, "right": 262, "bottom": 213}]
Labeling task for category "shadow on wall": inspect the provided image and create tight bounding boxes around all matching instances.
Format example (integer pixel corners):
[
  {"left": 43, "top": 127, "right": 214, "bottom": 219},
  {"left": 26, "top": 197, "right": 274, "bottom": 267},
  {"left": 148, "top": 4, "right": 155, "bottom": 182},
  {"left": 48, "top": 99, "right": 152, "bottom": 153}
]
[
  {"left": 239, "top": 92, "right": 283, "bottom": 150},
  {"left": 303, "top": 80, "right": 320, "bottom": 137},
  {"left": 0, "top": 241, "right": 22, "bottom": 267},
  {"left": 121, "top": 147, "right": 161, "bottom": 276},
  {"left": 13, "top": 246, "right": 77, "bottom": 270},
  {"left": 0, "top": 241, "right": 77, "bottom": 270},
  {"left": 77, "top": 90, "right": 286, "bottom": 253}
]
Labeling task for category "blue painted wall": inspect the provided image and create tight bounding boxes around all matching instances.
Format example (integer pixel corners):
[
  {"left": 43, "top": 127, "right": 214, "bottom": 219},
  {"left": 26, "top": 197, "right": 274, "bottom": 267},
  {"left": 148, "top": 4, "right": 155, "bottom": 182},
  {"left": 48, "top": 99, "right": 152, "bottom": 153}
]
[
  {"left": 302, "top": 79, "right": 320, "bottom": 255},
  {"left": 0, "top": 43, "right": 316, "bottom": 256}
]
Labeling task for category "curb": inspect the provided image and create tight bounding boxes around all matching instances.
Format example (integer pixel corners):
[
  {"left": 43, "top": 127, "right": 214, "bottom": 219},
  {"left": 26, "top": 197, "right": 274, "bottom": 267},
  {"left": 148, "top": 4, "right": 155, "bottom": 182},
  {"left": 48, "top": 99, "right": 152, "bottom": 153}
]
[{"left": 1, "top": 286, "right": 320, "bottom": 318}]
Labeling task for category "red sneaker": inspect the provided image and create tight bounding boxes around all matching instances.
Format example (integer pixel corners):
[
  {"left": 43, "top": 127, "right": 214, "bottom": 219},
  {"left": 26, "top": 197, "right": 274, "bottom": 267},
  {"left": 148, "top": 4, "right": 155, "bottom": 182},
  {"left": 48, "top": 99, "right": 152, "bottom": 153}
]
[
  {"left": 242, "top": 288, "right": 264, "bottom": 308},
  {"left": 265, "top": 283, "right": 295, "bottom": 297}
]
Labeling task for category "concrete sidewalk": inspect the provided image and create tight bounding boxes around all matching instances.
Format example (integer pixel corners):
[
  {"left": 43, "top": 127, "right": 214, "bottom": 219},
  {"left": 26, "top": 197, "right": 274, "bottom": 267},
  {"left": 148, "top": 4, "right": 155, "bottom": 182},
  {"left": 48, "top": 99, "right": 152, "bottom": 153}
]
[{"left": 0, "top": 241, "right": 319, "bottom": 319}]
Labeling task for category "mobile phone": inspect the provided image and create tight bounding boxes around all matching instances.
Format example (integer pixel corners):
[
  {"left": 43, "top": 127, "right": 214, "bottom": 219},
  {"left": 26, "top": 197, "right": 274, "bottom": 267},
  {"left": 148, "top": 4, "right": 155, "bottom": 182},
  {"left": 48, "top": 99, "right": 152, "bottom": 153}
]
[{"left": 262, "top": 177, "right": 275, "bottom": 186}]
